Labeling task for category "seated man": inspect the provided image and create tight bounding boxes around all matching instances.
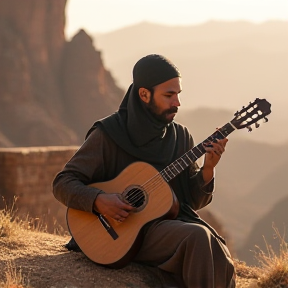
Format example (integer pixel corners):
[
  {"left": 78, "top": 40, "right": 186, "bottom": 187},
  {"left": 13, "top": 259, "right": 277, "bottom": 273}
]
[{"left": 53, "top": 54, "right": 235, "bottom": 288}]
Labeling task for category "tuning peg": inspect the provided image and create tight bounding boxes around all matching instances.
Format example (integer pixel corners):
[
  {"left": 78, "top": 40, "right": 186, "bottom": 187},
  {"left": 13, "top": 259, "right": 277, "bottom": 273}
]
[
  {"left": 247, "top": 126, "right": 252, "bottom": 132},
  {"left": 255, "top": 122, "right": 260, "bottom": 128},
  {"left": 234, "top": 111, "right": 239, "bottom": 117},
  {"left": 264, "top": 117, "right": 269, "bottom": 122}
]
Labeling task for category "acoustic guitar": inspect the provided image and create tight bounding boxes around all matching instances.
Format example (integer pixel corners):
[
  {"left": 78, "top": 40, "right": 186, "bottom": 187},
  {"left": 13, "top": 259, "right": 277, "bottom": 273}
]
[{"left": 67, "top": 98, "right": 271, "bottom": 268}]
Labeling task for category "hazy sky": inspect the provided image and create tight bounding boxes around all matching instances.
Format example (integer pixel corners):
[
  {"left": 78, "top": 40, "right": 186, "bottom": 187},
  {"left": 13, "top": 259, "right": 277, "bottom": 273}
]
[{"left": 65, "top": 0, "right": 288, "bottom": 38}]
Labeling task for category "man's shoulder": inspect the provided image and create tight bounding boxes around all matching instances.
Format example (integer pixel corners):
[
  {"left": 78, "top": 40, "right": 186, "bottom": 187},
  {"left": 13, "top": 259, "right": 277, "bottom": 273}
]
[{"left": 85, "top": 113, "right": 118, "bottom": 140}]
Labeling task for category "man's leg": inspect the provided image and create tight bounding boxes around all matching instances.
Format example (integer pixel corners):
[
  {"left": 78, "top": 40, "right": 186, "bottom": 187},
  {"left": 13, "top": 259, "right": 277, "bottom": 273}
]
[{"left": 134, "top": 219, "right": 235, "bottom": 288}]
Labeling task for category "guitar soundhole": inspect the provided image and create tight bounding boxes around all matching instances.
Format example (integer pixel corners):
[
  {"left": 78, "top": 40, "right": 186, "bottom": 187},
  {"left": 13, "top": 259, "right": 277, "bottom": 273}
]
[{"left": 123, "top": 185, "right": 148, "bottom": 212}]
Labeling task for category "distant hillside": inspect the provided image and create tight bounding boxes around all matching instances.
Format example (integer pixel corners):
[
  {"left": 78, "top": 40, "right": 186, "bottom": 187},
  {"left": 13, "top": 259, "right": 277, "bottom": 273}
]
[
  {"left": 94, "top": 21, "right": 288, "bottom": 144},
  {"left": 237, "top": 195, "right": 288, "bottom": 265},
  {"left": 208, "top": 138, "right": 288, "bottom": 251}
]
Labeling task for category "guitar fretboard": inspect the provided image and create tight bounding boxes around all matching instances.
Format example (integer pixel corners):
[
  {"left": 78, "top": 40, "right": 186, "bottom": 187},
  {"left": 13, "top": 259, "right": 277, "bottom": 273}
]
[{"left": 160, "top": 122, "right": 236, "bottom": 182}]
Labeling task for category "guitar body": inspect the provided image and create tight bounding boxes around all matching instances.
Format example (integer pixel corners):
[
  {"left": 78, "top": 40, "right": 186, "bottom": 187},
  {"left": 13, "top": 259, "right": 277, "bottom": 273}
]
[{"left": 66, "top": 161, "right": 179, "bottom": 268}]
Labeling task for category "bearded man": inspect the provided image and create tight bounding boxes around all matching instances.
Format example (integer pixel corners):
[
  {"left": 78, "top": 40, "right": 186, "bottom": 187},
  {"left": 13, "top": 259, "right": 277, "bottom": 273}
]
[{"left": 53, "top": 54, "right": 235, "bottom": 288}]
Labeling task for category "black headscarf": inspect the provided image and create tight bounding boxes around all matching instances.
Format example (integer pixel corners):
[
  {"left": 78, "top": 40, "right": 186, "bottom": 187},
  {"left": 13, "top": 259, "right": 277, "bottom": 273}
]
[
  {"left": 87, "top": 54, "right": 184, "bottom": 168},
  {"left": 133, "top": 54, "right": 181, "bottom": 89}
]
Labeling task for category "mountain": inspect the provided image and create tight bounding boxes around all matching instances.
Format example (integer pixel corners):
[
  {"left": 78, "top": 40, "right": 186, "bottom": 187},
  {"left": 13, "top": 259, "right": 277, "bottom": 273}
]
[
  {"left": 94, "top": 21, "right": 288, "bottom": 145},
  {"left": 0, "top": 0, "right": 123, "bottom": 146}
]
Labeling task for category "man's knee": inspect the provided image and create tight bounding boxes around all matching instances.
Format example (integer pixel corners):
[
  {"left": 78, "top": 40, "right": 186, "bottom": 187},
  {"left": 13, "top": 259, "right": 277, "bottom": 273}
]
[{"left": 187, "top": 224, "right": 211, "bottom": 240}]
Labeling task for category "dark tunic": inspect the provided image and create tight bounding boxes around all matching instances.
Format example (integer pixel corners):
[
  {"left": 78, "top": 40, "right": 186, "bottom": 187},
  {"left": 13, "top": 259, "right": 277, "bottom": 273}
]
[{"left": 53, "top": 123, "right": 214, "bottom": 222}]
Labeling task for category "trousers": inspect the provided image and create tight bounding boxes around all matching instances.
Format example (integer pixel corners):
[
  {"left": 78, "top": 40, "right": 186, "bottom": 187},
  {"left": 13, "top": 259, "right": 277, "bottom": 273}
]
[{"left": 134, "top": 219, "right": 235, "bottom": 288}]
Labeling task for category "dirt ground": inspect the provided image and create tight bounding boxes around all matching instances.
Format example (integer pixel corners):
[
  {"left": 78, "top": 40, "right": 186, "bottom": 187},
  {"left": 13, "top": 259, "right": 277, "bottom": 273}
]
[{"left": 0, "top": 230, "right": 257, "bottom": 288}]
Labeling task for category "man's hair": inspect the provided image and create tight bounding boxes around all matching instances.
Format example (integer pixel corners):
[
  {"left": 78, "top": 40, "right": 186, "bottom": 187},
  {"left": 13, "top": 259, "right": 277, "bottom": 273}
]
[{"left": 133, "top": 54, "right": 181, "bottom": 89}]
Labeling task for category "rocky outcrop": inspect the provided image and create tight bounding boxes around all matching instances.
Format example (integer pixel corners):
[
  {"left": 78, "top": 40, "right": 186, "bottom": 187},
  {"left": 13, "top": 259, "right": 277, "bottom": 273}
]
[
  {"left": 61, "top": 30, "right": 123, "bottom": 140},
  {"left": 0, "top": 0, "right": 123, "bottom": 147}
]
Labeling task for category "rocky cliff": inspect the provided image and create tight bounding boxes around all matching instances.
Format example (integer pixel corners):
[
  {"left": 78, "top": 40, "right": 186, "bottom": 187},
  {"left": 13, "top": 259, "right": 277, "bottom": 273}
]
[{"left": 0, "top": 0, "right": 123, "bottom": 146}]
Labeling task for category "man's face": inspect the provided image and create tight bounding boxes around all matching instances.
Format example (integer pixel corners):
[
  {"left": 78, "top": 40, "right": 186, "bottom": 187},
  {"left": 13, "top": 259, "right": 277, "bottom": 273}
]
[{"left": 145, "top": 77, "right": 182, "bottom": 124}]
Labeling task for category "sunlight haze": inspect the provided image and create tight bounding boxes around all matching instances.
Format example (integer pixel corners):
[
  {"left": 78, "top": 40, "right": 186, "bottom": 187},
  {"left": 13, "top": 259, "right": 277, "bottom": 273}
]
[{"left": 65, "top": 0, "right": 288, "bottom": 38}]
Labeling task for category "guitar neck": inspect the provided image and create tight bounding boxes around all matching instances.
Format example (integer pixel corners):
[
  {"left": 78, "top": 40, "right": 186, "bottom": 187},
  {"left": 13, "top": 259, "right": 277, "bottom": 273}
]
[{"left": 160, "top": 122, "right": 236, "bottom": 182}]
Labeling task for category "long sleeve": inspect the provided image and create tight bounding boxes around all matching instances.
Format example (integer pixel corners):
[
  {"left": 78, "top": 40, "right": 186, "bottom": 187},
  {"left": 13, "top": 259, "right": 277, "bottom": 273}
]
[
  {"left": 188, "top": 167, "right": 214, "bottom": 211},
  {"left": 52, "top": 128, "right": 106, "bottom": 212}
]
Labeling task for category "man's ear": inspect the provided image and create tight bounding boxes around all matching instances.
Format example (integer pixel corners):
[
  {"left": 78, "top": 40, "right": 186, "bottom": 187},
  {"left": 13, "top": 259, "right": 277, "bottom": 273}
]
[{"left": 138, "top": 88, "right": 151, "bottom": 104}]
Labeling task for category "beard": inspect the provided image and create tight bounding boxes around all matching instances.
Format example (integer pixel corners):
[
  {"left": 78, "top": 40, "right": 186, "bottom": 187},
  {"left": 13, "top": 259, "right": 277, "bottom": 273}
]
[{"left": 146, "top": 95, "right": 178, "bottom": 124}]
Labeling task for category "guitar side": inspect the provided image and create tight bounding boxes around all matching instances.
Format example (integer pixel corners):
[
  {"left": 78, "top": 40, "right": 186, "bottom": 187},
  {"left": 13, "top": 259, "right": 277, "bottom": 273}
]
[{"left": 66, "top": 161, "right": 179, "bottom": 268}]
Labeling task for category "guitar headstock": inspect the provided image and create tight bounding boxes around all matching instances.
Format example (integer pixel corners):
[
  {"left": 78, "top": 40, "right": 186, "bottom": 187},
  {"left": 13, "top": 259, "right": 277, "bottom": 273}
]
[{"left": 231, "top": 98, "right": 271, "bottom": 131}]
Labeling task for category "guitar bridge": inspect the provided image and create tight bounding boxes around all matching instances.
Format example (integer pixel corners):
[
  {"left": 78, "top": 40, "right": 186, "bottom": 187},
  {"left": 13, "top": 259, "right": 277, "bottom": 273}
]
[{"left": 93, "top": 210, "right": 119, "bottom": 240}]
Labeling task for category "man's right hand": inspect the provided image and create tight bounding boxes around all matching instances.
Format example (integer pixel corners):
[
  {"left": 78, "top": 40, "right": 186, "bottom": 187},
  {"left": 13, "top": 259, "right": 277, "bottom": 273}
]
[{"left": 94, "top": 193, "right": 134, "bottom": 222}]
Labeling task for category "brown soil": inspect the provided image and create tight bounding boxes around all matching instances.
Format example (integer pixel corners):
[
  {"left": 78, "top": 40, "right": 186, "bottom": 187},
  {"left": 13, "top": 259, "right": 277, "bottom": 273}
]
[{"left": 0, "top": 230, "right": 257, "bottom": 288}]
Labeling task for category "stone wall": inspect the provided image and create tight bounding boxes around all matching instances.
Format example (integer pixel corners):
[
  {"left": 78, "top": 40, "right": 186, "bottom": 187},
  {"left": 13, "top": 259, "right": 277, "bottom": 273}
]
[{"left": 0, "top": 146, "right": 78, "bottom": 232}]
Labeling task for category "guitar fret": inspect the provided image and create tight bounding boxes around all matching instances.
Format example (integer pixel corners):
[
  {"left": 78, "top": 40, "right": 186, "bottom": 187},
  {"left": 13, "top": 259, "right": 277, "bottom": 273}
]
[
  {"left": 217, "top": 129, "right": 226, "bottom": 138},
  {"left": 177, "top": 159, "right": 185, "bottom": 170},
  {"left": 194, "top": 145, "right": 205, "bottom": 157},
  {"left": 166, "top": 167, "right": 176, "bottom": 178},
  {"left": 190, "top": 150, "right": 197, "bottom": 160},
  {"left": 161, "top": 172, "right": 170, "bottom": 182},
  {"left": 183, "top": 153, "right": 192, "bottom": 164},
  {"left": 172, "top": 163, "right": 180, "bottom": 173},
  {"left": 186, "top": 153, "right": 194, "bottom": 163},
  {"left": 187, "top": 150, "right": 197, "bottom": 163}
]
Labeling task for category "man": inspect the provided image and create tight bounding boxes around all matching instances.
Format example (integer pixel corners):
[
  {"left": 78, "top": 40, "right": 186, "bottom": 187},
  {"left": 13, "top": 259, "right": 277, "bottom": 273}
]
[{"left": 53, "top": 54, "right": 235, "bottom": 287}]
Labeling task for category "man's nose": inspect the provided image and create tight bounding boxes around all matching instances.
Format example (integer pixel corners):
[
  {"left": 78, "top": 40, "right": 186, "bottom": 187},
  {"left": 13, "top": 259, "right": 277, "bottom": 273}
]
[{"left": 173, "top": 95, "right": 181, "bottom": 107}]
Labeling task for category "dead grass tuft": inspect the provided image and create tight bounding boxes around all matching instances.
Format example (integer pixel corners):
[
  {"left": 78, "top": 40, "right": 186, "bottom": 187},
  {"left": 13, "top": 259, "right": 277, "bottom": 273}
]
[
  {"left": 234, "top": 259, "right": 259, "bottom": 279},
  {"left": 0, "top": 197, "right": 24, "bottom": 238},
  {"left": 0, "top": 196, "right": 66, "bottom": 241},
  {"left": 253, "top": 224, "right": 288, "bottom": 288},
  {"left": 1, "top": 261, "right": 32, "bottom": 288}
]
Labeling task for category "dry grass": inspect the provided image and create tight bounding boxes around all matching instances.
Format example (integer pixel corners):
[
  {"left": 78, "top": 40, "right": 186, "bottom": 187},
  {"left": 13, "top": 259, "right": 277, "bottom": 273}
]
[
  {"left": 0, "top": 198, "right": 33, "bottom": 288},
  {"left": 0, "top": 197, "right": 46, "bottom": 239},
  {"left": 1, "top": 261, "right": 31, "bottom": 288},
  {"left": 253, "top": 225, "right": 288, "bottom": 288},
  {"left": 0, "top": 197, "right": 22, "bottom": 238}
]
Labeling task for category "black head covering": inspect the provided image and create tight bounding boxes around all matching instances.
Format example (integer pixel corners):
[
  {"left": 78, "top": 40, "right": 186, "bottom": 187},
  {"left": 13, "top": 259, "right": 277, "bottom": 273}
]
[
  {"left": 88, "top": 54, "right": 184, "bottom": 168},
  {"left": 133, "top": 54, "right": 181, "bottom": 89}
]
